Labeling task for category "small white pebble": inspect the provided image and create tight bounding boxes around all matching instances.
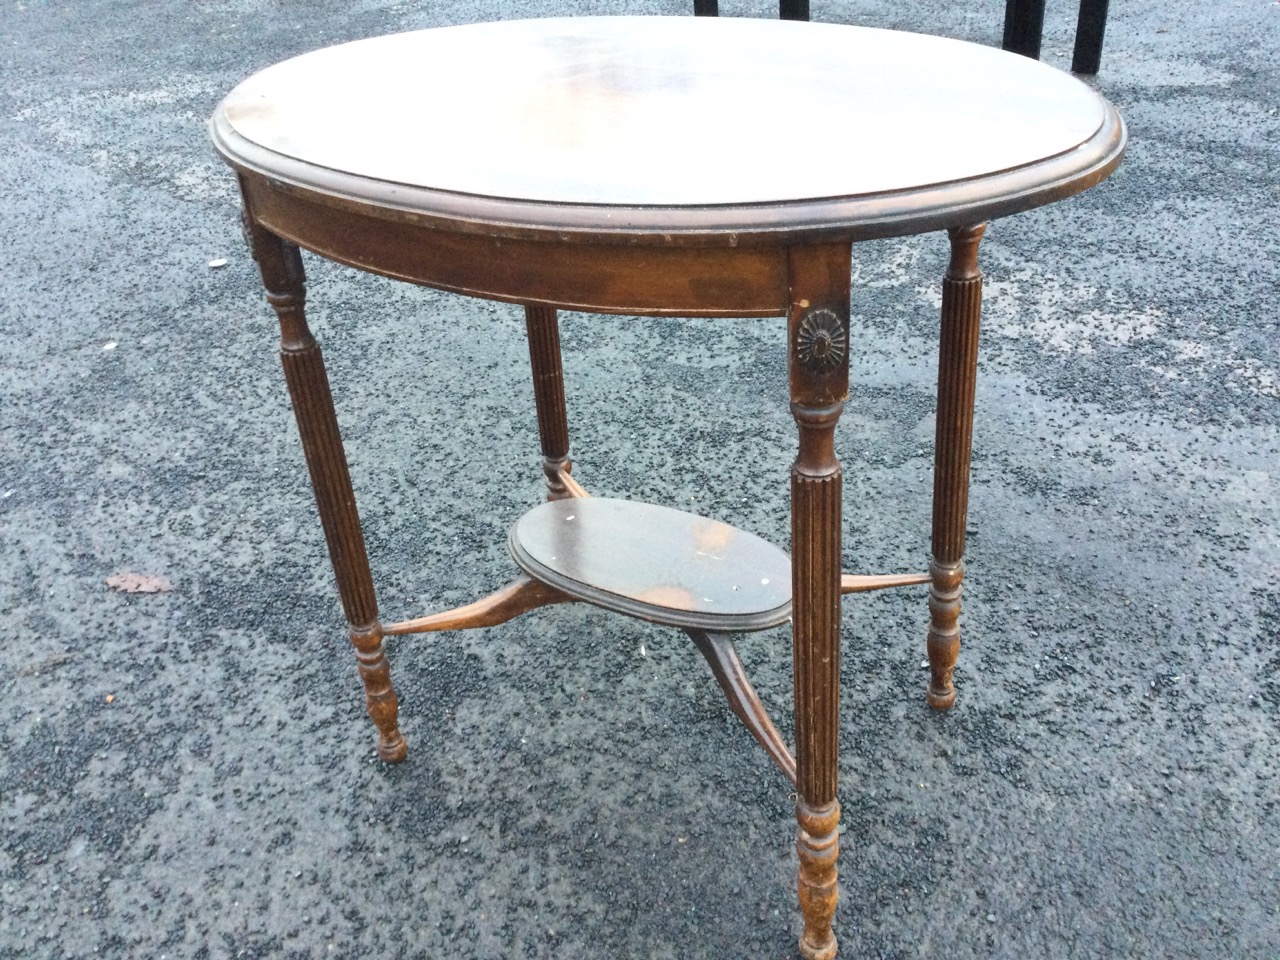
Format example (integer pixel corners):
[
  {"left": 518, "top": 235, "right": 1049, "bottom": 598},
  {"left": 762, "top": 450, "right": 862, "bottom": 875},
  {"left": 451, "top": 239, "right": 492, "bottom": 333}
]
[{"left": 208, "top": 258, "right": 229, "bottom": 268}]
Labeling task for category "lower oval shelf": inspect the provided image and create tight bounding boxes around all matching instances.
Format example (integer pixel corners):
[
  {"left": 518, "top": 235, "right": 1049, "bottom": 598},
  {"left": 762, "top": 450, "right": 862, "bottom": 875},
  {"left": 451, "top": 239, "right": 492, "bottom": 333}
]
[{"left": 508, "top": 497, "right": 791, "bottom": 632}]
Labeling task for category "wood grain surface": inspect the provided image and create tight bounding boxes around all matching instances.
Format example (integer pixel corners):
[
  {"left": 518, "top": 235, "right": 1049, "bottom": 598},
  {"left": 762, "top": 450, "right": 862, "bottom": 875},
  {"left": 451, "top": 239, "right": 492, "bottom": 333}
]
[
  {"left": 508, "top": 498, "right": 792, "bottom": 631},
  {"left": 213, "top": 17, "right": 1124, "bottom": 244}
]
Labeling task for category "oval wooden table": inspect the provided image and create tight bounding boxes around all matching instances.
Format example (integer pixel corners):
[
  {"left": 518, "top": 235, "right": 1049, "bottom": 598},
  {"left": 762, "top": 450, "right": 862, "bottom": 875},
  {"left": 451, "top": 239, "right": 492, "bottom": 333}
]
[{"left": 212, "top": 17, "right": 1124, "bottom": 959}]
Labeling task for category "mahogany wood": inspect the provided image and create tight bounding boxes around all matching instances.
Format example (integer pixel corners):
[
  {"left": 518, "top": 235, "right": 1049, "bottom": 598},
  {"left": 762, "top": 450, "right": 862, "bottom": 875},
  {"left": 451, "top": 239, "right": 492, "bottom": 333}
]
[
  {"left": 840, "top": 572, "right": 930, "bottom": 594},
  {"left": 383, "top": 576, "right": 574, "bottom": 637},
  {"left": 508, "top": 499, "right": 792, "bottom": 632},
  {"left": 237, "top": 176, "right": 789, "bottom": 317},
  {"left": 787, "top": 242, "right": 851, "bottom": 960},
  {"left": 524, "top": 306, "right": 576, "bottom": 499},
  {"left": 243, "top": 211, "right": 406, "bottom": 763},
  {"left": 212, "top": 19, "right": 1124, "bottom": 249},
  {"left": 218, "top": 19, "right": 1107, "bottom": 209},
  {"left": 927, "top": 224, "right": 987, "bottom": 710},
  {"left": 215, "top": 20, "right": 1126, "bottom": 958},
  {"left": 553, "top": 468, "right": 590, "bottom": 500},
  {"left": 686, "top": 628, "right": 797, "bottom": 784}
]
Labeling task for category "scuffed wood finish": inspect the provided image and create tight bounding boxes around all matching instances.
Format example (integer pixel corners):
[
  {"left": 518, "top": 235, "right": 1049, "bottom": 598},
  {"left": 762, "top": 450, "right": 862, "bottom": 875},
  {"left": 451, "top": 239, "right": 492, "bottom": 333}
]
[
  {"left": 509, "top": 498, "right": 792, "bottom": 632},
  {"left": 243, "top": 210, "right": 406, "bottom": 763},
  {"left": 796, "top": 799, "right": 841, "bottom": 960},
  {"left": 235, "top": 175, "right": 789, "bottom": 316},
  {"left": 215, "top": 19, "right": 1128, "bottom": 957},
  {"left": 383, "top": 577, "right": 574, "bottom": 637},
  {"left": 686, "top": 629, "right": 797, "bottom": 784},
  {"left": 212, "top": 18, "right": 1125, "bottom": 248},
  {"left": 787, "top": 242, "right": 851, "bottom": 960},
  {"left": 524, "top": 306, "right": 576, "bottom": 500},
  {"left": 553, "top": 467, "right": 590, "bottom": 500},
  {"left": 927, "top": 224, "right": 987, "bottom": 710},
  {"left": 840, "top": 571, "right": 930, "bottom": 594},
  {"left": 218, "top": 19, "right": 1108, "bottom": 207}
]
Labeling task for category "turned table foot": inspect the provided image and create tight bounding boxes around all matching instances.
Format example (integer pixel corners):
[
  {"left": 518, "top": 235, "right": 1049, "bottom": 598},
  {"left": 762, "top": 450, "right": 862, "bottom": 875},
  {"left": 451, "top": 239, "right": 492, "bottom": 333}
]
[
  {"left": 213, "top": 18, "right": 1125, "bottom": 954},
  {"left": 926, "top": 224, "right": 986, "bottom": 710},
  {"left": 245, "top": 213, "right": 406, "bottom": 762}
]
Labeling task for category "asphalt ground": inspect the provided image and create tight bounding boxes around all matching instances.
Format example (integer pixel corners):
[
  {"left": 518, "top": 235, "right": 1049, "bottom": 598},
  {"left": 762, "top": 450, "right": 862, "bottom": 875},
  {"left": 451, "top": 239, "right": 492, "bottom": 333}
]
[{"left": 1, "top": 1, "right": 1277, "bottom": 958}]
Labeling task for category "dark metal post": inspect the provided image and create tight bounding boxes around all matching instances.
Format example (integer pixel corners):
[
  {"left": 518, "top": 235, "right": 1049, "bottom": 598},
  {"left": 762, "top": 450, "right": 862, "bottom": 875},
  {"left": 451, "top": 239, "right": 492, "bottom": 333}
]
[
  {"left": 1002, "top": 0, "right": 1046, "bottom": 60},
  {"left": 779, "top": 0, "right": 810, "bottom": 21},
  {"left": 1072, "top": 0, "right": 1111, "bottom": 74}
]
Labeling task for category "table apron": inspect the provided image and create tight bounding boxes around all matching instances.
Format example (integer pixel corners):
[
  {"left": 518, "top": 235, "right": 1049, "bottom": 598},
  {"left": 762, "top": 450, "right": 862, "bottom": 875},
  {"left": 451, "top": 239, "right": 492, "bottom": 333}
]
[{"left": 243, "top": 177, "right": 790, "bottom": 317}]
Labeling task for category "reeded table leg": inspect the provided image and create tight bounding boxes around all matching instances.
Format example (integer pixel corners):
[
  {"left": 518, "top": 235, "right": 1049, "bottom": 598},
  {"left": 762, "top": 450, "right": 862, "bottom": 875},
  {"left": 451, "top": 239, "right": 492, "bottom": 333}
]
[
  {"left": 927, "top": 224, "right": 986, "bottom": 710},
  {"left": 787, "top": 242, "right": 852, "bottom": 960},
  {"left": 245, "top": 212, "right": 407, "bottom": 763},
  {"left": 524, "top": 306, "right": 576, "bottom": 500}
]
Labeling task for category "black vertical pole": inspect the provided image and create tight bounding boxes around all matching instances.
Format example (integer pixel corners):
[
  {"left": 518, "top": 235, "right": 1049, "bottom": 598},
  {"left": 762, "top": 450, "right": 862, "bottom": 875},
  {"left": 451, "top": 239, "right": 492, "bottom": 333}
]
[
  {"left": 779, "top": 0, "right": 810, "bottom": 21},
  {"left": 1002, "top": 0, "right": 1046, "bottom": 60},
  {"left": 1071, "top": 0, "right": 1111, "bottom": 74}
]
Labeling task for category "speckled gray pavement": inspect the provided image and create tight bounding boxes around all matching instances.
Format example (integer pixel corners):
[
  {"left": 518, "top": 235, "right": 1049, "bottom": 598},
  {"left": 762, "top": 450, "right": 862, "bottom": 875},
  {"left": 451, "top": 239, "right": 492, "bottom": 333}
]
[{"left": 1, "top": 1, "right": 1277, "bottom": 958}]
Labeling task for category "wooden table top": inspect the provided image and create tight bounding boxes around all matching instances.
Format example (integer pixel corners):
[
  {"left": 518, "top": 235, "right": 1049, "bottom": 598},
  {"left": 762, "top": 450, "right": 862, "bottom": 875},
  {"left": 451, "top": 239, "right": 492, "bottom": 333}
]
[{"left": 213, "top": 17, "right": 1125, "bottom": 243}]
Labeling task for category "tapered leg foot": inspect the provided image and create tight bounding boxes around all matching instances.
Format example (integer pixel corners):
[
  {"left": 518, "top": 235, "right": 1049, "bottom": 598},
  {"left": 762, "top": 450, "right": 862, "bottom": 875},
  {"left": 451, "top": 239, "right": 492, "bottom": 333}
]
[
  {"left": 788, "top": 242, "right": 851, "bottom": 960},
  {"left": 926, "top": 559, "right": 963, "bottom": 709},
  {"left": 378, "top": 736, "right": 408, "bottom": 764},
  {"left": 524, "top": 305, "right": 576, "bottom": 501},
  {"left": 243, "top": 198, "right": 406, "bottom": 761},
  {"left": 797, "top": 800, "right": 840, "bottom": 960},
  {"left": 927, "top": 224, "right": 985, "bottom": 711},
  {"left": 352, "top": 624, "right": 407, "bottom": 762}
]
